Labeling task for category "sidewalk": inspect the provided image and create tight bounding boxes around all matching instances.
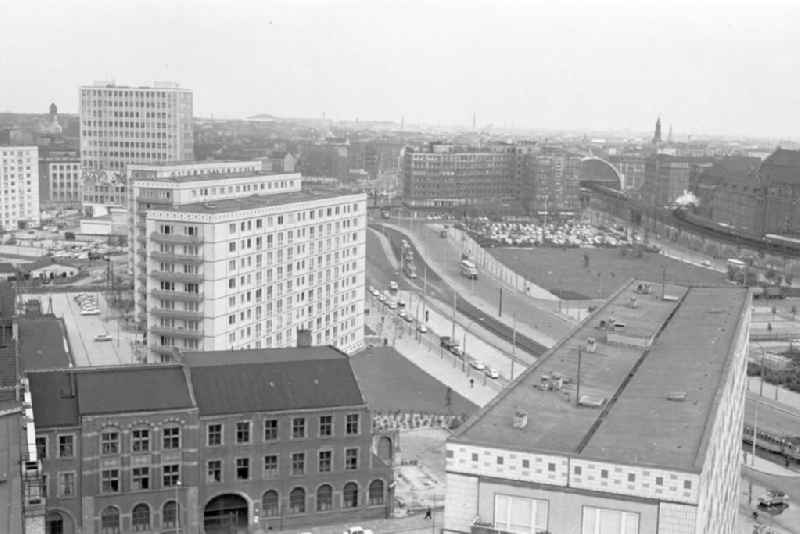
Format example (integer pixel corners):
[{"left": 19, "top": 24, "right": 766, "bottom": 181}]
[
  {"left": 263, "top": 508, "right": 444, "bottom": 534},
  {"left": 744, "top": 452, "right": 800, "bottom": 478},
  {"left": 382, "top": 221, "right": 570, "bottom": 348}
]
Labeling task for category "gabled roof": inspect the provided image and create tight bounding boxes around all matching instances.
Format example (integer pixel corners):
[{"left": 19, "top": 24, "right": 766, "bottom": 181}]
[{"left": 183, "top": 346, "right": 366, "bottom": 416}]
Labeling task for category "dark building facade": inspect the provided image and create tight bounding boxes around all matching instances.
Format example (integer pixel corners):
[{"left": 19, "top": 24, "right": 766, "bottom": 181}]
[{"left": 29, "top": 347, "right": 393, "bottom": 534}]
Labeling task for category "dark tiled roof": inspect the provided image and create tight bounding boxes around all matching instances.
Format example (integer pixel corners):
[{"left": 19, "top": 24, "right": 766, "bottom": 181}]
[
  {"left": 28, "top": 371, "right": 79, "bottom": 428},
  {"left": 76, "top": 366, "right": 193, "bottom": 416},
  {"left": 761, "top": 148, "right": 800, "bottom": 185},
  {"left": 18, "top": 318, "right": 71, "bottom": 371},
  {"left": 183, "top": 347, "right": 365, "bottom": 416}
]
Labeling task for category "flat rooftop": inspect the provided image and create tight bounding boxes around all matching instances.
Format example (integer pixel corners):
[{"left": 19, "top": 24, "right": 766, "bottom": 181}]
[
  {"left": 451, "top": 280, "right": 750, "bottom": 472},
  {"left": 166, "top": 190, "right": 357, "bottom": 215},
  {"left": 0, "top": 410, "right": 22, "bottom": 533}
]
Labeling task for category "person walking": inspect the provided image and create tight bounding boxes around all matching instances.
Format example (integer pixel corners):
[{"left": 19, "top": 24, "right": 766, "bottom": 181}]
[{"left": 424, "top": 507, "right": 432, "bottom": 520}]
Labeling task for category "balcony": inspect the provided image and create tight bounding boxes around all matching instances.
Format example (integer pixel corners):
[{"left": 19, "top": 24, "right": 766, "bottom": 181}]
[
  {"left": 150, "top": 251, "right": 204, "bottom": 264},
  {"left": 149, "top": 270, "right": 203, "bottom": 283},
  {"left": 150, "top": 307, "right": 203, "bottom": 320},
  {"left": 150, "top": 232, "right": 201, "bottom": 244},
  {"left": 149, "top": 326, "right": 203, "bottom": 338},
  {"left": 150, "top": 289, "right": 203, "bottom": 302}
]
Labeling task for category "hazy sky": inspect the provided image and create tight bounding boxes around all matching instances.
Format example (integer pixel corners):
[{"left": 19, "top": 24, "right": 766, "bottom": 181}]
[{"left": 2, "top": 0, "right": 799, "bottom": 138}]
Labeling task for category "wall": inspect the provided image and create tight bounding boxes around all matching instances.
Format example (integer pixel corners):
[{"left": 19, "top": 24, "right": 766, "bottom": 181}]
[{"left": 371, "top": 411, "right": 465, "bottom": 432}]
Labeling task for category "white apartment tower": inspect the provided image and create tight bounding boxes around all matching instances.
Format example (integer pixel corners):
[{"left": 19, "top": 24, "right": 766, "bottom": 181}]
[
  {"left": 129, "top": 161, "right": 366, "bottom": 361},
  {"left": 0, "top": 146, "right": 41, "bottom": 230},
  {"left": 79, "top": 82, "right": 194, "bottom": 172}
]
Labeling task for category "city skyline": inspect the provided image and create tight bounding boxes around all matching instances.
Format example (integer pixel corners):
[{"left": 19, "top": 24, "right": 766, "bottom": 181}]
[{"left": 2, "top": 0, "right": 800, "bottom": 139}]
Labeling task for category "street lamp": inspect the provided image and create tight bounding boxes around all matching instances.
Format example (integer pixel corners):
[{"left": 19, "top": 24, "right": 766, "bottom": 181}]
[{"left": 175, "top": 479, "right": 181, "bottom": 534}]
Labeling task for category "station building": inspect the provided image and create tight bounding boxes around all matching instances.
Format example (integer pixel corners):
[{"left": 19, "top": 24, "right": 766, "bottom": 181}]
[{"left": 444, "top": 280, "right": 751, "bottom": 534}]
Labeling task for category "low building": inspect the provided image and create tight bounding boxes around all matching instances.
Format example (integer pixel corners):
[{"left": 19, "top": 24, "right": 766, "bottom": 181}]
[
  {"left": 444, "top": 280, "right": 750, "bottom": 534},
  {"left": 28, "top": 345, "right": 393, "bottom": 534}
]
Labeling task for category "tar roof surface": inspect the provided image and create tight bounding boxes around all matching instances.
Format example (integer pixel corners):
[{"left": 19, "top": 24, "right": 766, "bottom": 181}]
[
  {"left": 451, "top": 280, "right": 749, "bottom": 472},
  {"left": 182, "top": 347, "right": 365, "bottom": 416},
  {"left": 166, "top": 190, "right": 354, "bottom": 214},
  {"left": 18, "top": 318, "right": 72, "bottom": 371}
]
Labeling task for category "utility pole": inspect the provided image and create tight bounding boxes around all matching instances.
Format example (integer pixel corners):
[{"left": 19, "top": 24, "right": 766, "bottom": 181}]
[
  {"left": 751, "top": 346, "right": 765, "bottom": 466},
  {"left": 451, "top": 291, "right": 457, "bottom": 340},
  {"left": 498, "top": 288, "right": 503, "bottom": 317},
  {"left": 511, "top": 314, "right": 517, "bottom": 380},
  {"left": 576, "top": 346, "right": 583, "bottom": 406},
  {"left": 661, "top": 265, "right": 666, "bottom": 299}
]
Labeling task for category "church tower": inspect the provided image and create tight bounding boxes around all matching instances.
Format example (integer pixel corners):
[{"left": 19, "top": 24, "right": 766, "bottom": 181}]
[{"left": 652, "top": 116, "right": 662, "bottom": 144}]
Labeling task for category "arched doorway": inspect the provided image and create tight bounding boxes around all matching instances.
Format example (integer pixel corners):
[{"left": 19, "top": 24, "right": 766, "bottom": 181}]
[
  {"left": 46, "top": 510, "right": 75, "bottom": 534},
  {"left": 204, "top": 494, "right": 248, "bottom": 533}
]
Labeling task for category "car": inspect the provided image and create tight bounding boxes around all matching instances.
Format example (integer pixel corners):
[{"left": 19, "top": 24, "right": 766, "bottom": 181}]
[
  {"left": 389, "top": 280, "right": 398, "bottom": 291},
  {"left": 403, "top": 314, "right": 413, "bottom": 323},
  {"left": 368, "top": 285, "right": 376, "bottom": 294},
  {"left": 388, "top": 301, "right": 398, "bottom": 310},
  {"left": 417, "top": 324, "right": 428, "bottom": 333},
  {"left": 448, "top": 344, "right": 462, "bottom": 357},
  {"left": 470, "top": 360, "right": 486, "bottom": 371},
  {"left": 94, "top": 333, "right": 113, "bottom": 342},
  {"left": 378, "top": 294, "right": 387, "bottom": 302},
  {"left": 485, "top": 368, "right": 500, "bottom": 379},
  {"left": 80, "top": 309, "right": 100, "bottom": 316},
  {"left": 343, "top": 527, "right": 374, "bottom": 534},
  {"left": 397, "top": 299, "right": 406, "bottom": 309},
  {"left": 759, "top": 490, "right": 789, "bottom": 507},
  {"left": 700, "top": 260, "right": 711, "bottom": 267},
  {"left": 398, "top": 310, "right": 407, "bottom": 319}
]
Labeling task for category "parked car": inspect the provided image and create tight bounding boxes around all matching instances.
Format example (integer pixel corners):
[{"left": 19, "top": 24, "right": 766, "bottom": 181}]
[
  {"left": 94, "top": 333, "right": 113, "bottom": 342},
  {"left": 759, "top": 490, "right": 789, "bottom": 508},
  {"left": 485, "top": 368, "right": 500, "bottom": 379},
  {"left": 80, "top": 309, "right": 100, "bottom": 316},
  {"left": 344, "top": 527, "right": 374, "bottom": 534},
  {"left": 470, "top": 360, "right": 486, "bottom": 371},
  {"left": 417, "top": 324, "right": 428, "bottom": 333},
  {"left": 389, "top": 280, "right": 398, "bottom": 291}
]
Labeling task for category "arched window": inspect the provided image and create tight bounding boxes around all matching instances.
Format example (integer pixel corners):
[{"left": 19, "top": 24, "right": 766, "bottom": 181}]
[
  {"left": 369, "top": 479, "right": 385, "bottom": 505},
  {"left": 100, "top": 506, "right": 120, "bottom": 534},
  {"left": 343, "top": 482, "right": 358, "bottom": 508},
  {"left": 162, "top": 500, "right": 178, "bottom": 529},
  {"left": 131, "top": 503, "right": 150, "bottom": 531},
  {"left": 262, "top": 490, "right": 279, "bottom": 517},
  {"left": 46, "top": 511, "right": 64, "bottom": 534},
  {"left": 317, "top": 484, "right": 333, "bottom": 512},
  {"left": 289, "top": 487, "right": 305, "bottom": 514}
]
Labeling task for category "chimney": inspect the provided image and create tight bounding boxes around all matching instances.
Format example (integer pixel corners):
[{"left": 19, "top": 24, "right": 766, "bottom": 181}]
[{"left": 296, "top": 329, "right": 312, "bottom": 348}]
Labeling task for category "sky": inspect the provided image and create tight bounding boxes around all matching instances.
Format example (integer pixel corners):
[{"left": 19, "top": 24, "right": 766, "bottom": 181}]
[{"left": 1, "top": 0, "right": 799, "bottom": 138}]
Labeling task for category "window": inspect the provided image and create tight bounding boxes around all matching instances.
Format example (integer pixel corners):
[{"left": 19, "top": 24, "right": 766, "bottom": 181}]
[
  {"left": 292, "top": 417, "right": 306, "bottom": 439},
  {"left": 101, "top": 431, "right": 119, "bottom": 455},
  {"left": 57, "top": 472, "right": 75, "bottom": 498},
  {"left": 207, "top": 460, "right": 222, "bottom": 483},
  {"left": 132, "top": 429, "right": 150, "bottom": 452},
  {"left": 581, "top": 507, "right": 639, "bottom": 534},
  {"left": 263, "top": 490, "right": 279, "bottom": 517},
  {"left": 163, "top": 426, "right": 180, "bottom": 449},
  {"left": 289, "top": 487, "right": 305, "bottom": 514},
  {"left": 317, "top": 484, "right": 333, "bottom": 511},
  {"left": 35, "top": 436, "right": 47, "bottom": 460},
  {"left": 236, "top": 458, "right": 250, "bottom": 480},
  {"left": 319, "top": 415, "right": 332, "bottom": 436},
  {"left": 522, "top": 459, "right": 530, "bottom": 469},
  {"left": 162, "top": 501, "right": 178, "bottom": 529},
  {"left": 131, "top": 503, "right": 150, "bottom": 531},
  {"left": 655, "top": 476, "right": 663, "bottom": 486},
  {"left": 494, "top": 494, "right": 549, "bottom": 534},
  {"left": 264, "top": 454, "right": 278, "bottom": 478},
  {"left": 236, "top": 421, "right": 251, "bottom": 443},
  {"left": 574, "top": 466, "right": 582, "bottom": 475},
  {"left": 101, "top": 469, "right": 120, "bottom": 493},
  {"left": 601, "top": 469, "right": 608, "bottom": 479},
  {"left": 346, "top": 413, "right": 360, "bottom": 435},
  {"left": 548, "top": 463, "right": 556, "bottom": 472},
  {"left": 343, "top": 482, "right": 358, "bottom": 508},
  {"left": 292, "top": 452, "right": 305, "bottom": 475},
  {"left": 100, "top": 506, "right": 120, "bottom": 534},
  {"left": 345, "top": 448, "right": 358, "bottom": 470},
  {"left": 318, "top": 450, "right": 332, "bottom": 472},
  {"left": 207, "top": 423, "right": 222, "bottom": 446},
  {"left": 162, "top": 464, "right": 180, "bottom": 487},
  {"left": 497, "top": 456, "right": 504, "bottom": 465},
  {"left": 369, "top": 479, "right": 384, "bottom": 505},
  {"left": 58, "top": 435, "right": 74, "bottom": 458},
  {"left": 684, "top": 480, "right": 692, "bottom": 490},
  {"left": 628, "top": 473, "right": 636, "bottom": 483},
  {"left": 132, "top": 467, "right": 150, "bottom": 490}
]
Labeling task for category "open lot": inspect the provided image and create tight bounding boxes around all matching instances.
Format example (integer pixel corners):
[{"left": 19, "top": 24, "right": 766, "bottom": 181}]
[
  {"left": 492, "top": 247, "right": 729, "bottom": 299},
  {"left": 350, "top": 346, "right": 477, "bottom": 416}
]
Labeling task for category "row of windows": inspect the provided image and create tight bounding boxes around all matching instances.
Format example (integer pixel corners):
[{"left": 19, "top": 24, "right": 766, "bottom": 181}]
[
  {"left": 207, "top": 448, "right": 361, "bottom": 482},
  {"left": 206, "top": 414, "right": 359, "bottom": 446},
  {"left": 261, "top": 480, "right": 385, "bottom": 516},
  {"left": 100, "top": 464, "right": 180, "bottom": 493},
  {"left": 36, "top": 427, "right": 180, "bottom": 459},
  {"left": 91, "top": 501, "right": 179, "bottom": 534}
]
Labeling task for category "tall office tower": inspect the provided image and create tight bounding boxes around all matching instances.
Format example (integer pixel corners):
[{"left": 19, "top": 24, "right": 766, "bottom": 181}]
[
  {"left": 129, "top": 161, "right": 366, "bottom": 361},
  {"left": 0, "top": 146, "right": 41, "bottom": 230},
  {"left": 79, "top": 81, "right": 194, "bottom": 172}
]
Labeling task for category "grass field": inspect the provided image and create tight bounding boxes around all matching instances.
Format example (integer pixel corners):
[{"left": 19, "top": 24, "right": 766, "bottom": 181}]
[
  {"left": 492, "top": 247, "right": 729, "bottom": 299},
  {"left": 350, "top": 347, "right": 478, "bottom": 416}
]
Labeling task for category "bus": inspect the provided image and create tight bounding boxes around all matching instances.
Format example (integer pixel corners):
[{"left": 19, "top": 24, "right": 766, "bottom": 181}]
[{"left": 460, "top": 259, "right": 478, "bottom": 280}]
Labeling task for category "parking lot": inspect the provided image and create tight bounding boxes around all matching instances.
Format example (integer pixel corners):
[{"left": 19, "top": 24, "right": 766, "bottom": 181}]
[{"left": 24, "top": 291, "right": 143, "bottom": 366}]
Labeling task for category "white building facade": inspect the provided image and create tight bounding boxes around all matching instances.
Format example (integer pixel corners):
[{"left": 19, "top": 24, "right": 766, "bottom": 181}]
[
  {"left": 79, "top": 82, "right": 194, "bottom": 172},
  {"left": 129, "top": 161, "right": 366, "bottom": 361},
  {"left": 0, "top": 146, "right": 40, "bottom": 230},
  {"left": 47, "top": 160, "right": 81, "bottom": 203}
]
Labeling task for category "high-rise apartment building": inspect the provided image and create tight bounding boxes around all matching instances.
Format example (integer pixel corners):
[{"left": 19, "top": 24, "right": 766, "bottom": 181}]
[
  {"left": 79, "top": 82, "right": 193, "bottom": 172},
  {"left": 444, "top": 280, "right": 750, "bottom": 534},
  {"left": 0, "top": 146, "right": 41, "bottom": 230},
  {"left": 129, "top": 161, "right": 366, "bottom": 361}
]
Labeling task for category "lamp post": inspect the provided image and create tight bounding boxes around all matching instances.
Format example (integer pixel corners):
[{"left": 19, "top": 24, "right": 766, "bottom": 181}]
[
  {"left": 175, "top": 479, "right": 181, "bottom": 533},
  {"left": 751, "top": 343, "right": 766, "bottom": 467}
]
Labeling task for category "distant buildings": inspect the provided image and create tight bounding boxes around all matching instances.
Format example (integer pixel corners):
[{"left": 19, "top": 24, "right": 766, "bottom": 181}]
[
  {"left": 299, "top": 139, "right": 350, "bottom": 181},
  {"left": 128, "top": 160, "right": 366, "bottom": 361},
  {"left": 79, "top": 82, "right": 194, "bottom": 172},
  {"left": 0, "top": 146, "right": 41, "bottom": 230},
  {"left": 28, "top": 346, "right": 392, "bottom": 533},
  {"left": 641, "top": 154, "right": 712, "bottom": 208},
  {"left": 42, "top": 152, "right": 81, "bottom": 205},
  {"left": 444, "top": 280, "right": 750, "bottom": 534}
]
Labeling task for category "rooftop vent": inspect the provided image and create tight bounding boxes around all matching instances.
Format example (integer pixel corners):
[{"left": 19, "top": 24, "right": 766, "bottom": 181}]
[
  {"left": 512, "top": 410, "right": 528, "bottom": 429},
  {"left": 578, "top": 395, "right": 606, "bottom": 408},
  {"left": 667, "top": 391, "right": 688, "bottom": 402}
]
